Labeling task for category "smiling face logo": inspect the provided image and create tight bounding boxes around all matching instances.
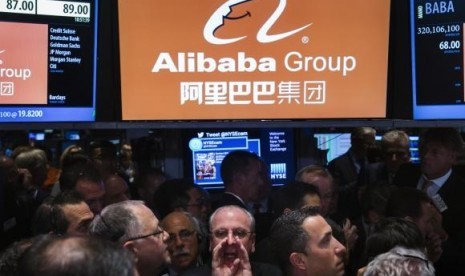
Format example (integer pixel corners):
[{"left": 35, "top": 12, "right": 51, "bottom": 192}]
[{"left": 204, "top": 0, "right": 311, "bottom": 45}]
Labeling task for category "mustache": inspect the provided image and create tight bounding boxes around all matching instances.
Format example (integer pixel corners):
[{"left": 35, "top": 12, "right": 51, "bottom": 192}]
[{"left": 171, "top": 249, "right": 190, "bottom": 257}]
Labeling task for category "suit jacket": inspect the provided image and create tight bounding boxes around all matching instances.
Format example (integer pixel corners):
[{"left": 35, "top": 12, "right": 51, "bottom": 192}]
[
  {"left": 394, "top": 164, "right": 465, "bottom": 275},
  {"left": 327, "top": 151, "right": 359, "bottom": 191},
  {"left": 179, "top": 261, "right": 282, "bottom": 276},
  {"left": 433, "top": 170, "right": 465, "bottom": 275},
  {"left": 327, "top": 150, "right": 366, "bottom": 219}
]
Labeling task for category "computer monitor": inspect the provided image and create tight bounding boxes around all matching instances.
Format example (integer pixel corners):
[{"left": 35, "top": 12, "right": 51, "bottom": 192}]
[
  {"left": 0, "top": 0, "right": 99, "bottom": 122},
  {"left": 313, "top": 133, "right": 351, "bottom": 164},
  {"left": 185, "top": 128, "right": 295, "bottom": 189},
  {"left": 410, "top": 0, "right": 465, "bottom": 119}
]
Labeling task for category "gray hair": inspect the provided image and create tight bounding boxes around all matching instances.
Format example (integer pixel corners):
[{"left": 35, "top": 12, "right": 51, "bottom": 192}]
[
  {"left": 364, "top": 246, "right": 435, "bottom": 276},
  {"left": 15, "top": 148, "right": 48, "bottom": 171},
  {"left": 209, "top": 205, "right": 255, "bottom": 232},
  {"left": 89, "top": 200, "right": 146, "bottom": 244},
  {"left": 295, "top": 164, "right": 333, "bottom": 182}
]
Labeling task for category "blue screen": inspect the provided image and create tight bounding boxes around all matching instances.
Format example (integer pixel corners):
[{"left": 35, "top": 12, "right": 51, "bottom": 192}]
[
  {"left": 186, "top": 129, "right": 294, "bottom": 189},
  {"left": 410, "top": 0, "right": 465, "bottom": 119},
  {"left": 0, "top": 0, "right": 98, "bottom": 122}
]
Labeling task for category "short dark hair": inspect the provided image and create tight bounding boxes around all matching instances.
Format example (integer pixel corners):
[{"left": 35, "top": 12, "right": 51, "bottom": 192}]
[
  {"left": 153, "top": 178, "right": 196, "bottom": 219},
  {"left": 59, "top": 163, "right": 102, "bottom": 191},
  {"left": 364, "top": 217, "right": 425, "bottom": 263},
  {"left": 359, "top": 185, "right": 393, "bottom": 218},
  {"left": 269, "top": 206, "right": 320, "bottom": 273},
  {"left": 32, "top": 191, "right": 86, "bottom": 235},
  {"left": 351, "top": 127, "right": 376, "bottom": 141},
  {"left": 272, "top": 181, "right": 320, "bottom": 216},
  {"left": 385, "top": 187, "right": 431, "bottom": 219},
  {"left": 52, "top": 190, "right": 86, "bottom": 235},
  {"left": 419, "top": 127, "right": 464, "bottom": 154},
  {"left": 220, "top": 150, "right": 259, "bottom": 187},
  {"left": 18, "top": 235, "right": 136, "bottom": 276}
]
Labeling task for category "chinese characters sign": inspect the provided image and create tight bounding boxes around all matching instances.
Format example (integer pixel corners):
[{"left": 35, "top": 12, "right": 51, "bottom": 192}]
[{"left": 119, "top": 0, "right": 390, "bottom": 120}]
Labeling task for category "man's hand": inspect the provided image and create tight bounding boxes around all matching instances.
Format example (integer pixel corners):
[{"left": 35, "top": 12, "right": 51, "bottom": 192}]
[
  {"left": 211, "top": 237, "right": 253, "bottom": 276},
  {"left": 343, "top": 219, "right": 358, "bottom": 250}
]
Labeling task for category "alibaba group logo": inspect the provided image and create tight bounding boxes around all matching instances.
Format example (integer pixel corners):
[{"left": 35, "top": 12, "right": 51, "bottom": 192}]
[{"left": 204, "top": 0, "right": 311, "bottom": 45}]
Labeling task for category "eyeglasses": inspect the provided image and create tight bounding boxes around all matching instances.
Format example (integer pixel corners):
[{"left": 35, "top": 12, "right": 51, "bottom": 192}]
[
  {"left": 167, "top": 229, "right": 196, "bottom": 245},
  {"left": 125, "top": 227, "right": 165, "bottom": 242},
  {"left": 398, "top": 254, "right": 430, "bottom": 269},
  {"left": 211, "top": 228, "right": 252, "bottom": 239}
]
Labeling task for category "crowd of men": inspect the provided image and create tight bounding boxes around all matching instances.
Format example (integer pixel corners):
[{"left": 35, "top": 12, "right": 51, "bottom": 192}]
[{"left": 1, "top": 127, "right": 464, "bottom": 275}]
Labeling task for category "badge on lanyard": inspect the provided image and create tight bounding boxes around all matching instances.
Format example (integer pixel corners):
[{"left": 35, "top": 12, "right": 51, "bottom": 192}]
[{"left": 431, "top": 194, "right": 448, "bottom": 212}]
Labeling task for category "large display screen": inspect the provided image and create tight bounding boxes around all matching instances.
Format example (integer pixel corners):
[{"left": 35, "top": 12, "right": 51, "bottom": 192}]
[
  {"left": 0, "top": 0, "right": 98, "bottom": 122},
  {"left": 313, "top": 133, "right": 420, "bottom": 164},
  {"left": 313, "top": 133, "right": 351, "bottom": 163},
  {"left": 185, "top": 128, "right": 295, "bottom": 189},
  {"left": 118, "top": 0, "right": 390, "bottom": 120},
  {"left": 411, "top": 0, "right": 465, "bottom": 119}
]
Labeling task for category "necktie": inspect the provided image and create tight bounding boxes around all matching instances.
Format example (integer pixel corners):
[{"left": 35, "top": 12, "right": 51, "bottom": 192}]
[{"left": 422, "top": 179, "right": 433, "bottom": 193}]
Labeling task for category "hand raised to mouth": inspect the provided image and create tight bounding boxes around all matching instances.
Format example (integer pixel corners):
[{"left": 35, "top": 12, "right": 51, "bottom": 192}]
[{"left": 212, "top": 237, "right": 253, "bottom": 276}]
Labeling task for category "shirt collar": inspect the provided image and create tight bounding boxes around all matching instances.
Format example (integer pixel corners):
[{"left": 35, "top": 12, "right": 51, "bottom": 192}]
[
  {"left": 424, "top": 169, "right": 451, "bottom": 189},
  {"left": 418, "top": 169, "right": 452, "bottom": 194}
]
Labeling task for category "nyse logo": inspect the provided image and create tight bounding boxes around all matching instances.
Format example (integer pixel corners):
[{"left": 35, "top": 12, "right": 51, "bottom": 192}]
[
  {"left": 270, "top": 163, "right": 287, "bottom": 179},
  {"left": 204, "top": 0, "right": 311, "bottom": 44}
]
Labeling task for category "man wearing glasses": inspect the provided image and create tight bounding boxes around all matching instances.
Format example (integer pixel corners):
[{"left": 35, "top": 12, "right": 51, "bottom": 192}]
[
  {"left": 89, "top": 200, "right": 170, "bottom": 276},
  {"left": 181, "top": 205, "right": 281, "bottom": 276},
  {"left": 161, "top": 211, "right": 203, "bottom": 275}
]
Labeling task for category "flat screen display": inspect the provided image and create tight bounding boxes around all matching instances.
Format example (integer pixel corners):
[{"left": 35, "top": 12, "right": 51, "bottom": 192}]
[
  {"left": 185, "top": 128, "right": 295, "bottom": 189},
  {"left": 411, "top": 0, "right": 465, "bottom": 119},
  {"left": 313, "top": 133, "right": 351, "bottom": 163},
  {"left": 314, "top": 133, "right": 420, "bottom": 165},
  {"left": 118, "top": 0, "right": 390, "bottom": 120},
  {"left": 0, "top": 0, "right": 98, "bottom": 122}
]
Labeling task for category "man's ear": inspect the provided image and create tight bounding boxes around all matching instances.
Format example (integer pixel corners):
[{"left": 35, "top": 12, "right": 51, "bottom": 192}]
[
  {"left": 250, "top": 233, "right": 256, "bottom": 253},
  {"left": 123, "top": 240, "right": 138, "bottom": 257},
  {"left": 289, "top": 252, "right": 306, "bottom": 270}
]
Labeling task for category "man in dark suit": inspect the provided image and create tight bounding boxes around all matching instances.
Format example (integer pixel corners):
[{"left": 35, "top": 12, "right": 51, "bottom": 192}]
[
  {"left": 213, "top": 150, "right": 263, "bottom": 211},
  {"left": 393, "top": 128, "right": 465, "bottom": 275},
  {"left": 367, "top": 129, "right": 412, "bottom": 186},
  {"left": 327, "top": 127, "right": 376, "bottom": 220}
]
